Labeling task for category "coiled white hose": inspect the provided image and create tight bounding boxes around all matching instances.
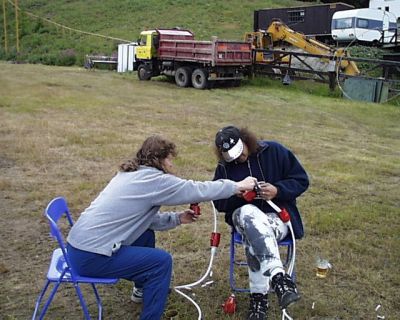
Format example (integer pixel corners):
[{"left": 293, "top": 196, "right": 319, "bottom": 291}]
[{"left": 173, "top": 201, "right": 219, "bottom": 320}]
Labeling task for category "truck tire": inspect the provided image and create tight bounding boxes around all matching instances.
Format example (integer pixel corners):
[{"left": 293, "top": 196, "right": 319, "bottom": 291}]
[
  {"left": 231, "top": 79, "right": 241, "bottom": 87},
  {"left": 191, "top": 68, "right": 208, "bottom": 89},
  {"left": 138, "top": 65, "right": 151, "bottom": 81},
  {"left": 175, "top": 67, "right": 192, "bottom": 87}
]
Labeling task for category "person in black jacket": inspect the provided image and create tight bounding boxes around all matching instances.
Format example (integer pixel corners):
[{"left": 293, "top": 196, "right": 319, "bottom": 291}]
[{"left": 213, "top": 126, "right": 309, "bottom": 320}]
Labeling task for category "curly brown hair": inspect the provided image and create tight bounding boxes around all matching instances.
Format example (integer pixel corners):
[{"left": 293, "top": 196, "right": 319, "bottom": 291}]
[
  {"left": 214, "top": 127, "right": 260, "bottom": 162},
  {"left": 119, "top": 135, "right": 177, "bottom": 172}
]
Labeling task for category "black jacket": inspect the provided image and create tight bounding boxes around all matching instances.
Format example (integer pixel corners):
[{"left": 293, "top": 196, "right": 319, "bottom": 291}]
[{"left": 212, "top": 140, "right": 309, "bottom": 239}]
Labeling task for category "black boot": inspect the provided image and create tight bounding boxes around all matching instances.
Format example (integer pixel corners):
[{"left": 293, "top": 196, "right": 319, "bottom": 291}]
[
  {"left": 271, "top": 273, "right": 300, "bottom": 309},
  {"left": 247, "top": 293, "right": 268, "bottom": 320}
]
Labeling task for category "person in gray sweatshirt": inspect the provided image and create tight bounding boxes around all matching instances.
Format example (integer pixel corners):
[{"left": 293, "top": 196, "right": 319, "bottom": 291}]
[{"left": 66, "top": 135, "right": 256, "bottom": 320}]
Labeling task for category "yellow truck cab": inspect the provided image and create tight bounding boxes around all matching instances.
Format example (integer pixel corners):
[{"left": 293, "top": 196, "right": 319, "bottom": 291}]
[{"left": 135, "top": 30, "right": 159, "bottom": 60}]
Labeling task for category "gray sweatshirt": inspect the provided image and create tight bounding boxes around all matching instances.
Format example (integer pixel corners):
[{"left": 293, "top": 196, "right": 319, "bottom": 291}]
[{"left": 67, "top": 166, "right": 237, "bottom": 256}]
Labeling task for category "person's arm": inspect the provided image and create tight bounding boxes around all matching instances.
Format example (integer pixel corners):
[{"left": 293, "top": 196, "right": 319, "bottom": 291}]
[
  {"left": 212, "top": 164, "right": 249, "bottom": 213},
  {"left": 268, "top": 145, "right": 309, "bottom": 201},
  {"left": 151, "top": 174, "right": 255, "bottom": 207},
  {"left": 149, "top": 209, "right": 200, "bottom": 231},
  {"left": 149, "top": 211, "right": 181, "bottom": 231}
]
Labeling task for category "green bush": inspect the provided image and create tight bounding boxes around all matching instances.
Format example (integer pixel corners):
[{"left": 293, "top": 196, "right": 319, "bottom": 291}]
[
  {"left": 0, "top": 48, "right": 18, "bottom": 61},
  {"left": 26, "top": 53, "right": 57, "bottom": 65},
  {"left": 348, "top": 45, "right": 386, "bottom": 78},
  {"left": 56, "top": 49, "right": 77, "bottom": 66}
]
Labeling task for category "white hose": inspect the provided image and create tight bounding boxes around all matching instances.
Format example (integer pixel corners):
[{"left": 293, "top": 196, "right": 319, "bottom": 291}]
[
  {"left": 287, "top": 222, "right": 296, "bottom": 277},
  {"left": 173, "top": 288, "right": 203, "bottom": 319},
  {"left": 266, "top": 199, "right": 296, "bottom": 320},
  {"left": 174, "top": 247, "right": 217, "bottom": 290},
  {"left": 266, "top": 200, "right": 296, "bottom": 277},
  {"left": 173, "top": 201, "right": 219, "bottom": 320},
  {"left": 266, "top": 199, "right": 282, "bottom": 213},
  {"left": 282, "top": 308, "right": 294, "bottom": 320}
]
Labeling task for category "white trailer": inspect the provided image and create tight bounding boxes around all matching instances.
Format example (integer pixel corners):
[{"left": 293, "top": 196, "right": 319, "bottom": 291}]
[
  {"left": 331, "top": 8, "right": 397, "bottom": 44},
  {"left": 369, "top": 0, "right": 400, "bottom": 19}
]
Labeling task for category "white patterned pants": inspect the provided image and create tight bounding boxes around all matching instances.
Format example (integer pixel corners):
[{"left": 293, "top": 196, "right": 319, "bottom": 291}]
[{"left": 232, "top": 204, "right": 288, "bottom": 294}]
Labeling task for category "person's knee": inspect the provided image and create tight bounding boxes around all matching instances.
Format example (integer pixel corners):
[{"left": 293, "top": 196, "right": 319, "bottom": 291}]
[
  {"left": 241, "top": 204, "right": 258, "bottom": 215},
  {"left": 234, "top": 204, "right": 258, "bottom": 223},
  {"left": 164, "top": 251, "right": 173, "bottom": 266},
  {"left": 158, "top": 250, "right": 173, "bottom": 272}
]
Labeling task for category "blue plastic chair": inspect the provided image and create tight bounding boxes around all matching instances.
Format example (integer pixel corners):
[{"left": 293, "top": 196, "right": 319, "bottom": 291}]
[
  {"left": 229, "top": 228, "right": 295, "bottom": 292},
  {"left": 32, "top": 197, "right": 118, "bottom": 320}
]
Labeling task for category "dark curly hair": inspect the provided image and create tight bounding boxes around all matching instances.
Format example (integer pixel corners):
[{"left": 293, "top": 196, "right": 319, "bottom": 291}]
[
  {"left": 214, "top": 127, "right": 260, "bottom": 162},
  {"left": 119, "top": 135, "right": 177, "bottom": 172}
]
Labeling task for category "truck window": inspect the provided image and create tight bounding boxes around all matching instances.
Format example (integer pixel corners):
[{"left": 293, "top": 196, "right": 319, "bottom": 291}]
[
  {"left": 140, "top": 35, "right": 147, "bottom": 46},
  {"left": 332, "top": 18, "right": 353, "bottom": 29}
]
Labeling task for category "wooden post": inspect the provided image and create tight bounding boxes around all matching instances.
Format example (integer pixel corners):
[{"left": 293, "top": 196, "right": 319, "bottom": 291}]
[
  {"left": 328, "top": 71, "right": 336, "bottom": 91},
  {"left": 2, "top": 0, "right": 7, "bottom": 53},
  {"left": 14, "top": 0, "right": 19, "bottom": 53}
]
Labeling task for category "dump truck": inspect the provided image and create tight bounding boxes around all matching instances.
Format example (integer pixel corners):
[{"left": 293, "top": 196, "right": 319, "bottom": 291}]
[{"left": 135, "top": 28, "right": 252, "bottom": 89}]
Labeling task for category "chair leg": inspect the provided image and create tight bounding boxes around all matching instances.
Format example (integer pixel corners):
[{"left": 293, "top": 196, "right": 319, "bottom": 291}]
[
  {"left": 38, "top": 282, "right": 62, "bottom": 320},
  {"left": 229, "top": 233, "right": 236, "bottom": 291},
  {"left": 73, "top": 283, "right": 92, "bottom": 320},
  {"left": 90, "top": 283, "right": 103, "bottom": 320},
  {"left": 32, "top": 280, "right": 50, "bottom": 320}
]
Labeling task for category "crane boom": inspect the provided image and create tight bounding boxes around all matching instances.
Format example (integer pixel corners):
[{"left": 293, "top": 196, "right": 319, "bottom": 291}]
[{"left": 247, "top": 20, "right": 360, "bottom": 76}]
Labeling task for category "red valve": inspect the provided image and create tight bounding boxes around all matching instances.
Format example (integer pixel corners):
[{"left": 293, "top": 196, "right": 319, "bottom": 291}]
[
  {"left": 222, "top": 294, "right": 237, "bottom": 314},
  {"left": 190, "top": 203, "right": 201, "bottom": 215},
  {"left": 210, "top": 232, "right": 221, "bottom": 247},
  {"left": 243, "top": 190, "right": 257, "bottom": 202},
  {"left": 279, "top": 208, "right": 290, "bottom": 223}
]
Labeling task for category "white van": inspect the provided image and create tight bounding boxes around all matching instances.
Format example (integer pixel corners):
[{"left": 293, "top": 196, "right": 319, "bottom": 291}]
[{"left": 331, "top": 8, "right": 397, "bottom": 44}]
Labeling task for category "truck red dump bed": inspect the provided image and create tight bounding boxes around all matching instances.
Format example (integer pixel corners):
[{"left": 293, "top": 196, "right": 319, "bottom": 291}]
[{"left": 156, "top": 29, "right": 252, "bottom": 66}]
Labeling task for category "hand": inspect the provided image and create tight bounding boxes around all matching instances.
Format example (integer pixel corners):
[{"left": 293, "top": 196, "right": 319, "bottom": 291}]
[
  {"left": 179, "top": 209, "right": 200, "bottom": 224},
  {"left": 258, "top": 181, "right": 278, "bottom": 200},
  {"left": 235, "top": 176, "right": 257, "bottom": 194}
]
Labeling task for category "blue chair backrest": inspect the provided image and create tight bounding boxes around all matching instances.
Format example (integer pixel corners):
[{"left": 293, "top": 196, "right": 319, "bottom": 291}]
[{"left": 44, "top": 197, "right": 76, "bottom": 277}]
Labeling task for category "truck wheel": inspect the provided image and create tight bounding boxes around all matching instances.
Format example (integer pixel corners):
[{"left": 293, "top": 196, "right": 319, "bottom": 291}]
[
  {"left": 191, "top": 68, "right": 208, "bottom": 89},
  {"left": 138, "top": 65, "right": 151, "bottom": 81},
  {"left": 175, "top": 67, "right": 192, "bottom": 87},
  {"left": 232, "top": 79, "right": 241, "bottom": 87}
]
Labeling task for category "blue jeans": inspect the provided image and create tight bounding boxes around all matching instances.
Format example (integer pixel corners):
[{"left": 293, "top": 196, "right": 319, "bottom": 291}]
[{"left": 67, "top": 230, "right": 172, "bottom": 320}]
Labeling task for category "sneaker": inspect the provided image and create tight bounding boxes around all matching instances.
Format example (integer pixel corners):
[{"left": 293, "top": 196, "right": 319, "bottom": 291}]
[
  {"left": 131, "top": 286, "right": 143, "bottom": 303},
  {"left": 271, "top": 273, "right": 300, "bottom": 309},
  {"left": 247, "top": 293, "right": 269, "bottom": 320}
]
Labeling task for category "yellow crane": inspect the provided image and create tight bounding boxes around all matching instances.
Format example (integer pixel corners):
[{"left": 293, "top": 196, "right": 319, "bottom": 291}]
[{"left": 245, "top": 20, "right": 360, "bottom": 76}]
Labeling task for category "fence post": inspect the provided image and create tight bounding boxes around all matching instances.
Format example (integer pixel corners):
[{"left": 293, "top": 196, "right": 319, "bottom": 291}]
[{"left": 2, "top": 0, "right": 7, "bottom": 53}]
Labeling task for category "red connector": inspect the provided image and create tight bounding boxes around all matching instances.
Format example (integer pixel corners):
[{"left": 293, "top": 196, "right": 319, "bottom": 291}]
[
  {"left": 210, "top": 232, "right": 221, "bottom": 247},
  {"left": 190, "top": 203, "right": 201, "bottom": 215},
  {"left": 222, "top": 294, "right": 237, "bottom": 314},
  {"left": 243, "top": 190, "right": 257, "bottom": 202},
  {"left": 279, "top": 208, "right": 291, "bottom": 223}
]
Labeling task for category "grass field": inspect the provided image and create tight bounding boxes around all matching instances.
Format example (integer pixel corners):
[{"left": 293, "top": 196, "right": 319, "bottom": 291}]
[{"left": 0, "top": 62, "right": 399, "bottom": 319}]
